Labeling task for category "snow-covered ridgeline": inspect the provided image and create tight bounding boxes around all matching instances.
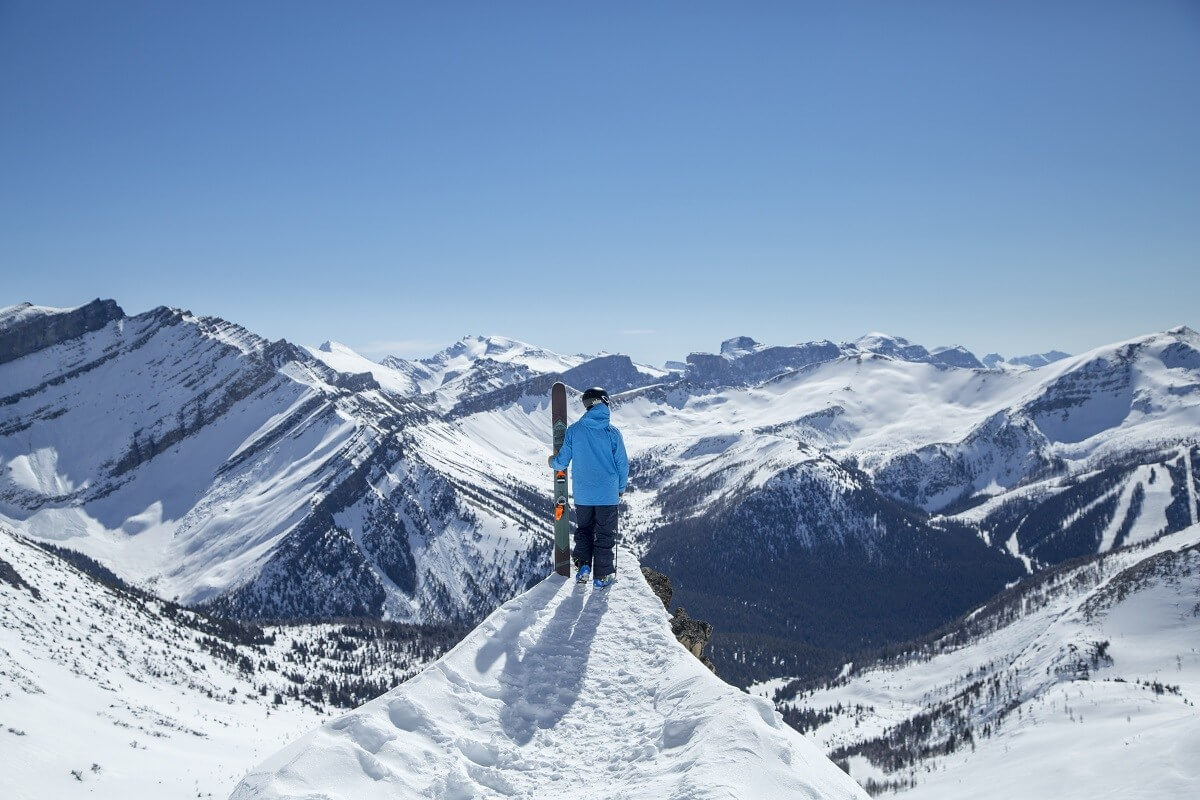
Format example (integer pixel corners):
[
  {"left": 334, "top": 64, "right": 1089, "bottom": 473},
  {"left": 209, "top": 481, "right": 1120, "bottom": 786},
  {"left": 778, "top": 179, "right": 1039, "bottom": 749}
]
[
  {"left": 0, "top": 305, "right": 547, "bottom": 623},
  {"left": 233, "top": 562, "right": 869, "bottom": 800}
]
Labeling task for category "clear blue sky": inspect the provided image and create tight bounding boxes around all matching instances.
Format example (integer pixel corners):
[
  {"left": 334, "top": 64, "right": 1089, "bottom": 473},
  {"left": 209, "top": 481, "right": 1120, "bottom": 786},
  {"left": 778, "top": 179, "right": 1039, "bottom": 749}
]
[{"left": 2, "top": 1, "right": 1197, "bottom": 366}]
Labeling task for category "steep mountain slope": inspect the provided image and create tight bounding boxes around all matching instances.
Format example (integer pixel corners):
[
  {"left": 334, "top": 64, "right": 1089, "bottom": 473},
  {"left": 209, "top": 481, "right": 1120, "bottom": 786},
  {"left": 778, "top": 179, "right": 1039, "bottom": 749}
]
[
  {"left": 0, "top": 298, "right": 125, "bottom": 364},
  {"left": 232, "top": 563, "right": 870, "bottom": 800},
  {"left": 0, "top": 523, "right": 456, "bottom": 799},
  {"left": 639, "top": 452, "right": 1023, "bottom": 683},
  {"left": 306, "top": 340, "right": 422, "bottom": 396},
  {"left": 0, "top": 305, "right": 548, "bottom": 624},
  {"left": 760, "top": 523, "right": 1200, "bottom": 798}
]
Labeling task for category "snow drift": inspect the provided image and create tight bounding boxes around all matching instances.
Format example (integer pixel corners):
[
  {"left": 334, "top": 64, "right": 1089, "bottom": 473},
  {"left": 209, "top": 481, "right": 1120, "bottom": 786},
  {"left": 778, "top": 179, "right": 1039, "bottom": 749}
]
[{"left": 232, "top": 563, "right": 868, "bottom": 800}]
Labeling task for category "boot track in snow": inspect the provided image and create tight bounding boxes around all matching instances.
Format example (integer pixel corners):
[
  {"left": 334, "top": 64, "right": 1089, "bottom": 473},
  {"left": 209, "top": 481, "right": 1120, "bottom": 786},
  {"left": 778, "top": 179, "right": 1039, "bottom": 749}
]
[{"left": 232, "top": 561, "right": 868, "bottom": 799}]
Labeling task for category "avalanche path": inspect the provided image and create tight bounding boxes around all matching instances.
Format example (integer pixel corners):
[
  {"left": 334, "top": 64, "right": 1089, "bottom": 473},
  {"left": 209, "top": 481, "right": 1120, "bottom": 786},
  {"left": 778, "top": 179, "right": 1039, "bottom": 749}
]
[{"left": 233, "top": 563, "right": 867, "bottom": 799}]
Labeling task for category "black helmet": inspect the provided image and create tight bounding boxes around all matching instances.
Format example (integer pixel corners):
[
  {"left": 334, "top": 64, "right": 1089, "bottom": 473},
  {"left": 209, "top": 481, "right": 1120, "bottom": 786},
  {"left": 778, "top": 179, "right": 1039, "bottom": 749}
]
[{"left": 582, "top": 387, "right": 610, "bottom": 409}]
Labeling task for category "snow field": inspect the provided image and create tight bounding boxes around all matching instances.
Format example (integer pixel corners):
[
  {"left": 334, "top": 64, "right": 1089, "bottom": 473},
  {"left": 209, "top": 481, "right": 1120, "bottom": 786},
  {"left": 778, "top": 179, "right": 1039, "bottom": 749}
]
[
  {"left": 0, "top": 528, "right": 330, "bottom": 799},
  {"left": 0, "top": 523, "right": 466, "bottom": 799}
]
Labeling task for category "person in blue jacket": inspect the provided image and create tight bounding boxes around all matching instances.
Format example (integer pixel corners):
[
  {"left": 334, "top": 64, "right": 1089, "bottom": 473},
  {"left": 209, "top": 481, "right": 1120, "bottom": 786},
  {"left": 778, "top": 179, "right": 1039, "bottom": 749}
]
[{"left": 548, "top": 386, "right": 629, "bottom": 588}]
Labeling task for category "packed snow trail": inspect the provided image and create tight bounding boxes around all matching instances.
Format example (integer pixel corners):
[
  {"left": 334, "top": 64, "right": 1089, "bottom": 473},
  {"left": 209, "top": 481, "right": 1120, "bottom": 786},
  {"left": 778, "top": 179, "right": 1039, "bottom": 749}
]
[{"left": 233, "top": 563, "right": 868, "bottom": 799}]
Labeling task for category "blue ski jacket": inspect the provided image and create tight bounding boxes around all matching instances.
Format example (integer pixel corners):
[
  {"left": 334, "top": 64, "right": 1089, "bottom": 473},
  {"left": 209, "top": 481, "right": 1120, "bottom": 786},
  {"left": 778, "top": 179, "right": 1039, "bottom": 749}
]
[{"left": 550, "top": 403, "right": 629, "bottom": 506}]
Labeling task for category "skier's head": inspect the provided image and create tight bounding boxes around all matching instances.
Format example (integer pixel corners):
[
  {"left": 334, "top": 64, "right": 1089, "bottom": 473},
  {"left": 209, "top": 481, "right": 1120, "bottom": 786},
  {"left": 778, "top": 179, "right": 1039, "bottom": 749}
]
[{"left": 582, "top": 387, "right": 610, "bottom": 411}]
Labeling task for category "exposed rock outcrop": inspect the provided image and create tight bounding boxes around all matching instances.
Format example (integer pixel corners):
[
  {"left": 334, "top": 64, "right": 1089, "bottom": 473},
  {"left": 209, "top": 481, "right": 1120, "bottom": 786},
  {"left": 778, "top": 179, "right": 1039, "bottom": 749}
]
[
  {"left": 670, "top": 606, "right": 716, "bottom": 673},
  {"left": 640, "top": 565, "right": 673, "bottom": 609},
  {"left": 0, "top": 554, "right": 41, "bottom": 599},
  {"left": 0, "top": 298, "right": 124, "bottom": 365},
  {"left": 560, "top": 354, "right": 656, "bottom": 394},
  {"left": 641, "top": 566, "right": 715, "bottom": 672}
]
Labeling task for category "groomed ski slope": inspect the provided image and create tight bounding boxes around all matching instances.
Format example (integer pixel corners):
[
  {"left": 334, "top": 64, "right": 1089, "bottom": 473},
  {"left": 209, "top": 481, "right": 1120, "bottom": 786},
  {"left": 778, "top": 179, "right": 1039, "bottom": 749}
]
[{"left": 233, "top": 562, "right": 868, "bottom": 800}]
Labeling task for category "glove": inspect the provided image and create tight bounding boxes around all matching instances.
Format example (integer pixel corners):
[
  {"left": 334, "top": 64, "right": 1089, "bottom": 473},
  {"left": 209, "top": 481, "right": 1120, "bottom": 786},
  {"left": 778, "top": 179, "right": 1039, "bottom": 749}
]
[{"left": 547, "top": 454, "right": 555, "bottom": 468}]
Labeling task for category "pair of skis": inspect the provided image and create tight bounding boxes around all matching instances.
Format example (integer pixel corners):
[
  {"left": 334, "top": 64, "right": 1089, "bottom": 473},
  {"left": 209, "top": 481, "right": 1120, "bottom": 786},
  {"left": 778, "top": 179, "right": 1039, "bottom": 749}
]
[{"left": 551, "top": 382, "right": 571, "bottom": 577}]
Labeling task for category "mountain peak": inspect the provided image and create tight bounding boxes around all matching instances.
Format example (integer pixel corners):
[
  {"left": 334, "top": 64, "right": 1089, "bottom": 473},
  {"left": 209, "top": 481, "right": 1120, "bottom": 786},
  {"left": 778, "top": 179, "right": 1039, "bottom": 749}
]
[
  {"left": 435, "top": 334, "right": 539, "bottom": 362},
  {"left": 720, "top": 336, "right": 761, "bottom": 357},
  {"left": 0, "top": 298, "right": 125, "bottom": 364},
  {"left": 855, "top": 331, "right": 911, "bottom": 347}
]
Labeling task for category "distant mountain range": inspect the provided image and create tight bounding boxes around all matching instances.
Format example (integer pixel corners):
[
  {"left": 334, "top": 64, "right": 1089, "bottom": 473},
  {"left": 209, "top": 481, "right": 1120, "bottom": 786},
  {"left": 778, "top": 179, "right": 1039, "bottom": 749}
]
[
  {"left": 2, "top": 299, "right": 1198, "bottom": 684},
  {"left": 4, "top": 298, "right": 1198, "bottom": 798}
]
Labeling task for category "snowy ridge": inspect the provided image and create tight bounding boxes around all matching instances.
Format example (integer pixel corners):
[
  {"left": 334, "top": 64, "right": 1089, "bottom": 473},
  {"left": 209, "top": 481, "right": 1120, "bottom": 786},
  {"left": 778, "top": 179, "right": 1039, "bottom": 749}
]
[
  {"left": 385, "top": 335, "right": 591, "bottom": 408},
  {"left": 233, "top": 563, "right": 869, "bottom": 800},
  {"left": 0, "top": 305, "right": 548, "bottom": 624},
  {"left": 307, "top": 341, "right": 422, "bottom": 396},
  {"left": 0, "top": 301, "right": 72, "bottom": 330}
]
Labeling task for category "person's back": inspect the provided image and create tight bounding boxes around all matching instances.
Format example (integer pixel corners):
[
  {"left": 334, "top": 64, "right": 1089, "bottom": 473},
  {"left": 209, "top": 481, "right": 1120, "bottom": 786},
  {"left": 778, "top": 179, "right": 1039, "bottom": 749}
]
[{"left": 549, "top": 387, "right": 628, "bottom": 588}]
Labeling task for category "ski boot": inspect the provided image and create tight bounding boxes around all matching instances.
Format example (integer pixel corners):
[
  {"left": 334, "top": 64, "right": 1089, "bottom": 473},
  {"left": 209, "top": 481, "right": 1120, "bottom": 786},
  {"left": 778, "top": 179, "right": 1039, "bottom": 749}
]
[
  {"left": 574, "top": 560, "right": 591, "bottom": 585},
  {"left": 593, "top": 573, "right": 616, "bottom": 589}
]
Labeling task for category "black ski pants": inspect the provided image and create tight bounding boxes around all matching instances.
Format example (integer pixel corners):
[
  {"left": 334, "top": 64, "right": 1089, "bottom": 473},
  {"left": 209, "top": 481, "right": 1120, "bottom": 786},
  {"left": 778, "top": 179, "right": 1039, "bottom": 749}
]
[{"left": 572, "top": 504, "right": 618, "bottom": 578}]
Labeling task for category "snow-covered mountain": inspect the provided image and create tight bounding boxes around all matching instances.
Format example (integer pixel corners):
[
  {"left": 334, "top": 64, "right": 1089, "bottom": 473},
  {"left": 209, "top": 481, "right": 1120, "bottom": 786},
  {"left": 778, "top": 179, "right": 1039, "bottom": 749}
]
[
  {"left": 573, "top": 326, "right": 1196, "bottom": 680},
  {"left": 0, "top": 298, "right": 124, "bottom": 363},
  {"left": 677, "top": 332, "right": 1052, "bottom": 389},
  {"left": 0, "top": 303, "right": 548, "bottom": 625},
  {"left": 4, "top": 298, "right": 1199, "bottom": 797},
  {"left": 853, "top": 333, "right": 986, "bottom": 370},
  {"left": 3, "top": 299, "right": 1198, "bottom": 684},
  {"left": 757, "top": 522, "right": 1200, "bottom": 798},
  {"left": 232, "top": 562, "right": 870, "bottom": 800},
  {"left": 0, "top": 522, "right": 458, "bottom": 799},
  {"left": 377, "top": 335, "right": 589, "bottom": 411}
]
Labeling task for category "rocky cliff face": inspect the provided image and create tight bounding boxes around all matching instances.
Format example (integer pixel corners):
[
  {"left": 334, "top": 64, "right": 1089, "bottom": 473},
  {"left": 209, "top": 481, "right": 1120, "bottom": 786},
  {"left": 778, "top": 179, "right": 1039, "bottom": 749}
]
[
  {"left": 560, "top": 354, "right": 657, "bottom": 394},
  {"left": 0, "top": 299, "right": 125, "bottom": 364},
  {"left": 641, "top": 566, "right": 716, "bottom": 672},
  {"left": 685, "top": 341, "right": 844, "bottom": 388}
]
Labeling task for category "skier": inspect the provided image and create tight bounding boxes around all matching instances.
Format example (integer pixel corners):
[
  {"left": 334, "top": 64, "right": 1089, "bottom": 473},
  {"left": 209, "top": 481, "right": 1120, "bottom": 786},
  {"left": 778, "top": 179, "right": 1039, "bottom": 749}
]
[{"left": 548, "top": 387, "right": 629, "bottom": 588}]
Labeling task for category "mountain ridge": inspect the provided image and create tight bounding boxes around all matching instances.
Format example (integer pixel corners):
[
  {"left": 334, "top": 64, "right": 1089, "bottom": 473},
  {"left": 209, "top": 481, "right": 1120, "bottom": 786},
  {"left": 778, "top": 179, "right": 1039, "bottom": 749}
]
[{"left": 232, "top": 561, "right": 871, "bottom": 800}]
